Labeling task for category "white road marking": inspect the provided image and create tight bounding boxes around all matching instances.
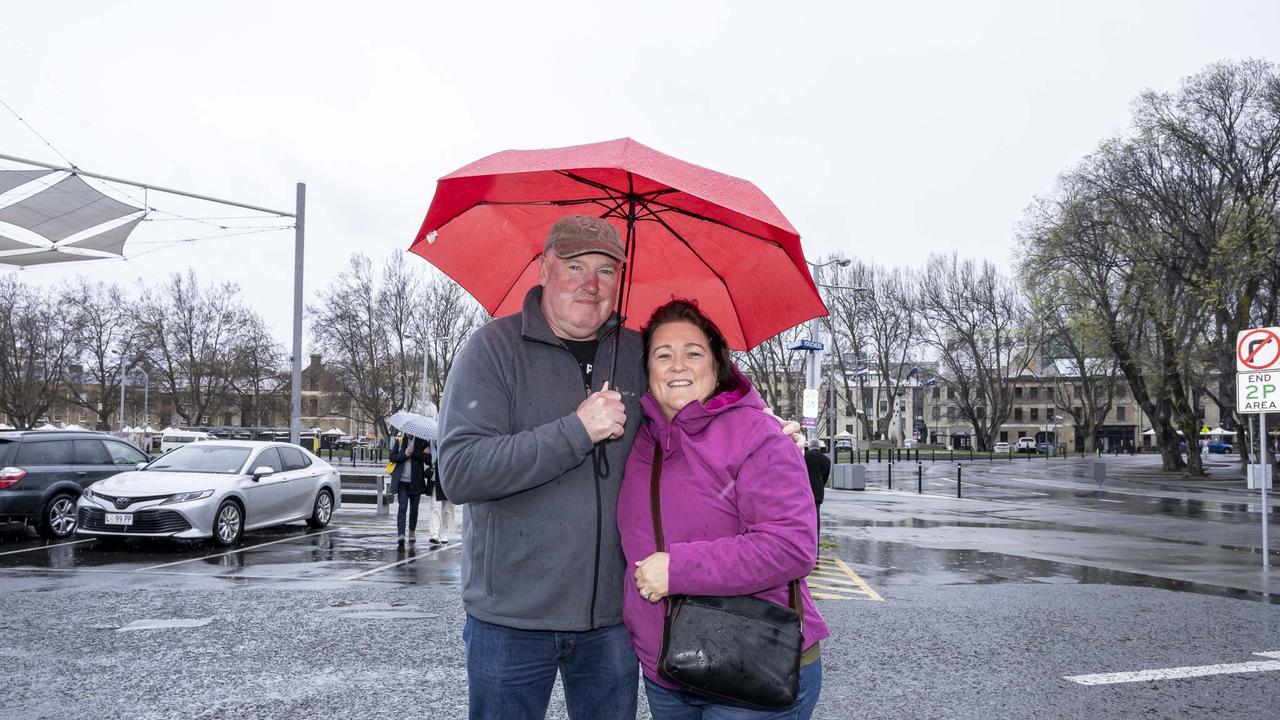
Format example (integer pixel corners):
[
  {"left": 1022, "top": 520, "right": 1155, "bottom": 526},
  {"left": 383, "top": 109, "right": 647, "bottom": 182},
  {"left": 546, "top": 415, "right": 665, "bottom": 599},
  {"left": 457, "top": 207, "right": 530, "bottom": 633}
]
[
  {"left": 132, "top": 528, "right": 341, "bottom": 572},
  {"left": 1097, "top": 499, "right": 1126, "bottom": 504},
  {"left": 342, "top": 541, "right": 459, "bottom": 581},
  {"left": 0, "top": 539, "right": 92, "bottom": 557},
  {"left": 1066, "top": 651, "right": 1280, "bottom": 685}
]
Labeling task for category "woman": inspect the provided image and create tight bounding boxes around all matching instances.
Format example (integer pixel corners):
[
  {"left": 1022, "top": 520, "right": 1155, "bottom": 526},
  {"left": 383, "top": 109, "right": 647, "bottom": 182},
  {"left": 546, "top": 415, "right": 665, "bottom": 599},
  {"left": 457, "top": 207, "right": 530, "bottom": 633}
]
[
  {"left": 388, "top": 432, "right": 430, "bottom": 545},
  {"left": 617, "top": 300, "right": 829, "bottom": 719}
]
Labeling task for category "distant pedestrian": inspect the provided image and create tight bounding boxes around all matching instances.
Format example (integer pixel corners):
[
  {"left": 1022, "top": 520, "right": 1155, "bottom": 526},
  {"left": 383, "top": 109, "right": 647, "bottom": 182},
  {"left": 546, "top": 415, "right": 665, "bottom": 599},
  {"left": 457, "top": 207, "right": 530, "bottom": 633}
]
[
  {"left": 424, "top": 443, "right": 457, "bottom": 544},
  {"left": 389, "top": 432, "right": 430, "bottom": 545},
  {"left": 804, "top": 438, "right": 831, "bottom": 540}
]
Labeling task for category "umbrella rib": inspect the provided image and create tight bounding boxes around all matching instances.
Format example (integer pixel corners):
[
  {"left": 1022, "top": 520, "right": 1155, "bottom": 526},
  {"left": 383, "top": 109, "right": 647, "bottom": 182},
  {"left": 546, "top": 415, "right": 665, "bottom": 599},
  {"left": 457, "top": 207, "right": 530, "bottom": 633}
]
[
  {"left": 555, "top": 171, "right": 787, "bottom": 250},
  {"left": 646, "top": 212, "right": 749, "bottom": 333},
  {"left": 493, "top": 253, "right": 541, "bottom": 316}
]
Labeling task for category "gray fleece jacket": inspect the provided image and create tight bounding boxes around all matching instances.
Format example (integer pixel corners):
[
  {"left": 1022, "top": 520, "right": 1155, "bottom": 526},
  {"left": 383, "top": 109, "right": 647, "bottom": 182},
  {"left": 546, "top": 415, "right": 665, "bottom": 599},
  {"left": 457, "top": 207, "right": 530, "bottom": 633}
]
[{"left": 438, "top": 286, "right": 645, "bottom": 631}]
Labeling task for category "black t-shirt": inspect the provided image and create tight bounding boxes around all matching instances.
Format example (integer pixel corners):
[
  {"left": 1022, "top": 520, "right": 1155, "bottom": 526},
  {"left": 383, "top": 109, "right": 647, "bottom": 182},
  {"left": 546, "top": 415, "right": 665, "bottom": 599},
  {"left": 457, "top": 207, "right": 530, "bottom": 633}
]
[{"left": 561, "top": 338, "right": 599, "bottom": 391}]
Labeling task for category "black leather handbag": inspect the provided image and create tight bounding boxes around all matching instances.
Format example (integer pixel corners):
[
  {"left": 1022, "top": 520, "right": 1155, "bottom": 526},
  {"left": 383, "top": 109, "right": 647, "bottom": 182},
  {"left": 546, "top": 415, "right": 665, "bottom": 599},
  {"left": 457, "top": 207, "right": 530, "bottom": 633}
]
[{"left": 649, "top": 444, "right": 804, "bottom": 710}]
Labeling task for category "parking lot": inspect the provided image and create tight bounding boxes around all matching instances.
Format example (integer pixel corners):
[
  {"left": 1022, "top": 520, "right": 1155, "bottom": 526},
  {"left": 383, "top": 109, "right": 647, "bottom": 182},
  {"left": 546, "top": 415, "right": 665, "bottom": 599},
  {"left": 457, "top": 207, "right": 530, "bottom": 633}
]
[{"left": 3, "top": 457, "right": 1279, "bottom": 719}]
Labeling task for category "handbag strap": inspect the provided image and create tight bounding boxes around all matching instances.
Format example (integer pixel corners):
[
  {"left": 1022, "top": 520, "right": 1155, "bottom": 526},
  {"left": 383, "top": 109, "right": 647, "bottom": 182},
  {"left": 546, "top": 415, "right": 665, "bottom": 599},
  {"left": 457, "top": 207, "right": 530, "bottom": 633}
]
[{"left": 649, "top": 443, "right": 804, "bottom": 624}]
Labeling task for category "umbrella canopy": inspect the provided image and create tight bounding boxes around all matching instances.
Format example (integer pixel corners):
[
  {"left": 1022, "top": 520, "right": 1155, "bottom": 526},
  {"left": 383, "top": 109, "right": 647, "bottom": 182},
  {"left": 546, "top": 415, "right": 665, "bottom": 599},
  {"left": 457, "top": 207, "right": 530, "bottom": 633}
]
[
  {"left": 321, "top": 427, "right": 345, "bottom": 436},
  {"left": 386, "top": 411, "right": 438, "bottom": 442},
  {"left": 1206, "top": 426, "right": 1236, "bottom": 436},
  {"left": 409, "top": 138, "right": 826, "bottom": 351}
]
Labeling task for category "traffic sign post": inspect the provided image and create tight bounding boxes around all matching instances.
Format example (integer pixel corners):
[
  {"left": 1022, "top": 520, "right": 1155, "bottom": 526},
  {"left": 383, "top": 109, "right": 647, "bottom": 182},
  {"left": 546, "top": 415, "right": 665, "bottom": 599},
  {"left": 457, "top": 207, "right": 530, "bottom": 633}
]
[{"left": 1235, "top": 327, "right": 1279, "bottom": 569}]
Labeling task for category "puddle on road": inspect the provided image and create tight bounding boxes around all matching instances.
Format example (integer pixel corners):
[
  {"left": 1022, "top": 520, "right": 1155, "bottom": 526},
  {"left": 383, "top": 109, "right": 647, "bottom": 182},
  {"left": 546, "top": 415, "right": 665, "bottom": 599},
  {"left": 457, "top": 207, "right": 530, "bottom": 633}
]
[{"left": 827, "top": 536, "right": 1279, "bottom": 605}]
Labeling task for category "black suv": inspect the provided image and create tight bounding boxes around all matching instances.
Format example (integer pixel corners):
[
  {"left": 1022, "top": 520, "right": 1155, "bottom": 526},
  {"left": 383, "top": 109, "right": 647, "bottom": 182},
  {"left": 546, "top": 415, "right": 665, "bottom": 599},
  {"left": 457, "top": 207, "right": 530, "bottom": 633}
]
[{"left": 0, "top": 431, "right": 150, "bottom": 539}]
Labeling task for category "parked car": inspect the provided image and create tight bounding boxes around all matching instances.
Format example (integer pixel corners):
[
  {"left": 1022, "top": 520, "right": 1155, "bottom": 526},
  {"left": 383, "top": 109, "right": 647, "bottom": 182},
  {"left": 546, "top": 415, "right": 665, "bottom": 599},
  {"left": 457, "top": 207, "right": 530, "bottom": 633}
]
[
  {"left": 76, "top": 441, "right": 341, "bottom": 546},
  {"left": 1015, "top": 437, "right": 1037, "bottom": 453},
  {"left": 1037, "top": 442, "right": 1054, "bottom": 455},
  {"left": 0, "top": 430, "right": 151, "bottom": 538},
  {"left": 993, "top": 441, "right": 1011, "bottom": 453},
  {"left": 159, "top": 429, "right": 214, "bottom": 454},
  {"left": 1205, "top": 440, "right": 1234, "bottom": 454},
  {"left": 903, "top": 438, "right": 918, "bottom": 449}
]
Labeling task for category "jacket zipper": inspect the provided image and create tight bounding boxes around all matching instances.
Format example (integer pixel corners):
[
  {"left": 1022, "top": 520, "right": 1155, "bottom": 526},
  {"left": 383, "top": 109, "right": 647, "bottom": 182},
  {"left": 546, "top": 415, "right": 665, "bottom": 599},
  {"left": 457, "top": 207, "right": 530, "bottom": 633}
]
[{"left": 530, "top": 329, "right": 611, "bottom": 631}]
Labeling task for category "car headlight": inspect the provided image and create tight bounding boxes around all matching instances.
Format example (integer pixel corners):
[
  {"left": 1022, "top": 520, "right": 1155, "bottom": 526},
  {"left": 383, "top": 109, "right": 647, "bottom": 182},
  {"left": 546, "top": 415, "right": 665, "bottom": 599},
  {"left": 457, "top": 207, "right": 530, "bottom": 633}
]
[
  {"left": 161, "top": 490, "right": 215, "bottom": 505},
  {"left": 81, "top": 487, "right": 95, "bottom": 501}
]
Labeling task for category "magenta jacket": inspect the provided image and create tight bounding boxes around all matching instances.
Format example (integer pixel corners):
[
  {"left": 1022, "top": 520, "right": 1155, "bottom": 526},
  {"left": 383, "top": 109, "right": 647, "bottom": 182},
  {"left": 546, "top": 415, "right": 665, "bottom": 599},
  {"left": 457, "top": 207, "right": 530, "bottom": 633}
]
[{"left": 617, "top": 365, "right": 830, "bottom": 688}]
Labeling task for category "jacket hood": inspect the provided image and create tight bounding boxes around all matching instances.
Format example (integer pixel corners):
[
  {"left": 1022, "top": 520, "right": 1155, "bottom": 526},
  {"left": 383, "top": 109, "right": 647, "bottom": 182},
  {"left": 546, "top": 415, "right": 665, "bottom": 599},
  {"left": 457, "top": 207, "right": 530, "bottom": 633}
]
[{"left": 641, "top": 364, "right": 764, "bottom": 436}]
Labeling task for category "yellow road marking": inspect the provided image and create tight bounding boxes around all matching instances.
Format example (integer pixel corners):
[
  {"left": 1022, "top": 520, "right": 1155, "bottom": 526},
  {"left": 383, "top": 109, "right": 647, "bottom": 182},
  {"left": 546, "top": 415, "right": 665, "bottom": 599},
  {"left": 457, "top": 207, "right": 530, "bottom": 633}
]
[{"left": 806, "top": 555, "right": 883, "bottom": 602}]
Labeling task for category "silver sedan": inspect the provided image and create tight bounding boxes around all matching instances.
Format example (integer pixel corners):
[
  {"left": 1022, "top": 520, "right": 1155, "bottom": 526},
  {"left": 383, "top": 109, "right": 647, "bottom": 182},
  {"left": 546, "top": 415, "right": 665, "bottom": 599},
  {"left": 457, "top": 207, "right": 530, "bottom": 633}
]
[{"left": 76, "top": 441, "right": 341, "bottom": 546}]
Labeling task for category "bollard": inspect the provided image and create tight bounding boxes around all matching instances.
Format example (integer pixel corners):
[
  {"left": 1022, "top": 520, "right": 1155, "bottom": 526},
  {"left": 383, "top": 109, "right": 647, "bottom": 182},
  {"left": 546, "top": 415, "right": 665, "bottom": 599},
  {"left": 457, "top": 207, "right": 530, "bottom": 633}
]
[
  {"left": 917, "top": 463, "right": 923, "bottom": 494},
  {"left": 950, "top": 448, "right": 954, "bottom": 462},
  {"left": 888, "top": 463, "right": 893, "bottom": 490},
  {"left": 376, "top": 473, "right": 390, "bottom": 516},
  {"left": 957, "top": 465, "right": 962, "bottom": 498},
  {"left": 878, "top": 449, "right": 882, "bottom": 463}
]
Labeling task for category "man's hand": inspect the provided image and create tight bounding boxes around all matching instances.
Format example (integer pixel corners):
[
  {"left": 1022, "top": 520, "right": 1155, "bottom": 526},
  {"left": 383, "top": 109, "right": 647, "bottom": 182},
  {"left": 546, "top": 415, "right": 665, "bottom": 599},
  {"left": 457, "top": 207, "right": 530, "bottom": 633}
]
[
  {"left": 577, "top": 381, "right": 627, "bottom": 443},
  {"left": 634, "top": 551, "right": 670, "bottom": 603},
  {"left": 764, "top": 406, "right": 806, "bottom": 449}
]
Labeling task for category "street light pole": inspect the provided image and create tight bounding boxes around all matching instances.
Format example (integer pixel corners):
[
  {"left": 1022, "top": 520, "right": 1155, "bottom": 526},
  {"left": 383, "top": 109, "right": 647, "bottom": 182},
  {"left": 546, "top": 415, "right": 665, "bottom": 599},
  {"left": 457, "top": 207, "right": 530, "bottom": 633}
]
[{"left": 804, "top": 258, "right": 852, "bottom": 441}]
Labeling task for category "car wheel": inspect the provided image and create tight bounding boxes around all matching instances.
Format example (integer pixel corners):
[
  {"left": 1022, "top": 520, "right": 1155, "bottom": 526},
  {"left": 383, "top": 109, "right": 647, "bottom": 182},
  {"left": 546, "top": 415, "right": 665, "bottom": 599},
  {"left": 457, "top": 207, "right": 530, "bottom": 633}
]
[
  {"left": 212, "top": 500, "right": 243, "bottom": 547},
  {"left": 37, "top": 493, "right": 78, "bottom": 539},
  {"left": 306, "top": 489, "right": 334, "bottom": 529}
]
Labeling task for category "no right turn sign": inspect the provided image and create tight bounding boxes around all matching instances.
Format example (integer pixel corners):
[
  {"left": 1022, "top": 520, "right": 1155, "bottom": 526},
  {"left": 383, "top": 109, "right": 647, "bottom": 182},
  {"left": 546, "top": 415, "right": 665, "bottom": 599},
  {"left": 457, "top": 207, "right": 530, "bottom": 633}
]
[{"left": 1237, "top": 327, "right": 1280, "bottom": 372}]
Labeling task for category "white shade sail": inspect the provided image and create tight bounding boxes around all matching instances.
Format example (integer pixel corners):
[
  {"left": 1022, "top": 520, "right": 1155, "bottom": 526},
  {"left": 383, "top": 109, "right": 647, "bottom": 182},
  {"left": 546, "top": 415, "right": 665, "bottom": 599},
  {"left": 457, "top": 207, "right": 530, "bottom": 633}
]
[
  {"left": 0, "top": 169, "right": 54, "bottom": 195},
  {"left": 0, "top": 174, "right": 139, "bottom": 242},
  {"left": 63, "top": 217, "right": 141, "bottom": 255},
  {"left": 0, "top": 249, "right": 101, "bottom": 266}
]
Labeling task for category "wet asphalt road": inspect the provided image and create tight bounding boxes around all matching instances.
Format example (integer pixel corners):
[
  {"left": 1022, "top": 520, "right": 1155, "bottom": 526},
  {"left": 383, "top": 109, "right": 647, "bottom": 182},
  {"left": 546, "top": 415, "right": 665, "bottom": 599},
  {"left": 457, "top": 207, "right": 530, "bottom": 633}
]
[{"left": 2, "top": 455, "right": 1279, "bottom": 719}]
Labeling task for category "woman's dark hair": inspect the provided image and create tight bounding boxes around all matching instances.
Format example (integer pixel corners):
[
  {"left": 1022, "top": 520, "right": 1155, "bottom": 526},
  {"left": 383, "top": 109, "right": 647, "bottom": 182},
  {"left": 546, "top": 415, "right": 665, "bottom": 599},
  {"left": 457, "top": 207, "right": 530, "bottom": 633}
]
[{"left": 642, "top": 299, "right": 734, "bottom": 396}]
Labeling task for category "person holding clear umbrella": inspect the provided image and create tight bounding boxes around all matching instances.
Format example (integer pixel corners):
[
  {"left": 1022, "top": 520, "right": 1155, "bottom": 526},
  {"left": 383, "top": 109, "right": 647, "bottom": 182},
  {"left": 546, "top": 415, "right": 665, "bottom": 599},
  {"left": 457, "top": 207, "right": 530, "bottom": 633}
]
[{"left": 389, "top": 431, "right": 430, "bottom": 545}]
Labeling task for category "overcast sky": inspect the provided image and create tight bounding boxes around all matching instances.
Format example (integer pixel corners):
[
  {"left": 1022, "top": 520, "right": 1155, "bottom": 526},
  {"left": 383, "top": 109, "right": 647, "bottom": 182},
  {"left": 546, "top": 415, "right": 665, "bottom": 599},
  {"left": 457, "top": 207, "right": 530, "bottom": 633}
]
[{"left": 1, "top": 0, "right": 1277, "bottom": 345}]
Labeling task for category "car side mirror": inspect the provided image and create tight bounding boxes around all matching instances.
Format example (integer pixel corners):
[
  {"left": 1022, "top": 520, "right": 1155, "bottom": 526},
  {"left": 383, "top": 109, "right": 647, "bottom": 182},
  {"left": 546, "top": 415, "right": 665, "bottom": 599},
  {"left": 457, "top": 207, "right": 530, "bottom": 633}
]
[
  {"left": 252, "top": 466, "right": 275, "bottom": 481},
  {"left": 135, "top": 462, "right": 147, "bottom": 470}
]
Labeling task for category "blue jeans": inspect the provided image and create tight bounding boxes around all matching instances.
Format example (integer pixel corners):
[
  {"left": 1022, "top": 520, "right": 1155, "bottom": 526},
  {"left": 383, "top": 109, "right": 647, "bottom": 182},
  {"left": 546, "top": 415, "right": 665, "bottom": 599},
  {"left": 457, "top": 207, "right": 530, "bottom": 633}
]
[
  {"left": 463, "top": 615, "right": 638, "bottom": 720},
  {"left": 395, "top": 486, "right": 420, "bottom": 536},
  {"left": 643, "top": 659, "right": 822, "bottom": 720}
]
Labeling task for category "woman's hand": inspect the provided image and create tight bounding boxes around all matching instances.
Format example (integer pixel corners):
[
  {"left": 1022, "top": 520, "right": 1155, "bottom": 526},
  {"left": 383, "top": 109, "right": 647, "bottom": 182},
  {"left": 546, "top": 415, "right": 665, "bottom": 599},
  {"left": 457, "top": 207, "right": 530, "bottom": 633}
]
[{"left": 634, "top": 552, "right": 670, "bottom": 603}]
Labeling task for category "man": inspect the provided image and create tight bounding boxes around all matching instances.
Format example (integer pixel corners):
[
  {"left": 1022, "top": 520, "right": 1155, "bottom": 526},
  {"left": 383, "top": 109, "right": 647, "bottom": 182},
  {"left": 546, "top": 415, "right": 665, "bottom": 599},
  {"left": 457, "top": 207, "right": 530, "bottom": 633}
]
[
  {"left": 804, "top": 438, "right": 831, "bottom": 540},
  {"left": 439, "top": 215, "right": 643, "bottom": 720}
]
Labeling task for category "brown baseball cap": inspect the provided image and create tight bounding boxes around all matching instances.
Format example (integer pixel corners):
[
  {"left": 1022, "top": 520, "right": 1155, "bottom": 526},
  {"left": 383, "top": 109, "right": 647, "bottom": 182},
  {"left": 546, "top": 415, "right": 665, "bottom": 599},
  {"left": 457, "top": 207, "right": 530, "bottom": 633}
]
[{"left": 543, "top": 215, "right": 626, "bottom": 262}]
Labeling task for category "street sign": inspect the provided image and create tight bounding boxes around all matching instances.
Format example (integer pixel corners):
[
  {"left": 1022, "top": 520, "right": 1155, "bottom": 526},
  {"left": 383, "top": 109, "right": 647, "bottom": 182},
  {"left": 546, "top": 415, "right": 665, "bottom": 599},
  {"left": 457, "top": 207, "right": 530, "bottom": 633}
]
[
  {"left": 1237, "top": 371, "right": 1279, "bottom": 413},
  {"left": 788, "top": 339, "right": 825, "bottom": 352},
  {"left": 802, "top": 388, "right": 819, "bottom": 419},
  {"left": 1236, "top": 327, "right": 1280, "bottom": 372}
]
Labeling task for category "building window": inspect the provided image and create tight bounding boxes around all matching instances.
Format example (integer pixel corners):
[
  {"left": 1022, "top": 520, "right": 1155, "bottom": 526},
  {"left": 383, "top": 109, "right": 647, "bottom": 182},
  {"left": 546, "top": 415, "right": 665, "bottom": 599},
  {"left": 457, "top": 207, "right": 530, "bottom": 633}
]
[
  {"left": 932, "top": 407, "right": 940, "bottom": 420},
  {"left": 999, "top": 431, "right": 1008, "bottom": 442},
  {"left": 879, "top": 400, "right": 888, "bottom": 412},
  {"left": 309, "top": 398, "right": 319, "bottom": 416},
  {"left": 1014, "top": 407, "right": 1023, "bottom": 422},
  {"left": 1074, "top": 406, "right": 1082, "bottom": 419},
  {"left": 946, "top": 406, "right": 956, "bottom": 420},
  {"left": 1117, "top": 406, "right": 1126, "bottom": 421},
  {"left": 932, "top": 386, "right": 940, "bottom": 399},
  {"left": 1046, "top": 387, "right": 1055, "bottom": 400},
  {"left": 845, "top": 423, "right": 854, "bottom": 434},
  {"left": 1031, "top": 408, "right": 1040, "bottom": 422},
  {"left": 1014, "top": 386, "right": 1023, "bottom": 399},
  {"left": 1030, "top": 387, "right": 1039, "bottom": 400}
]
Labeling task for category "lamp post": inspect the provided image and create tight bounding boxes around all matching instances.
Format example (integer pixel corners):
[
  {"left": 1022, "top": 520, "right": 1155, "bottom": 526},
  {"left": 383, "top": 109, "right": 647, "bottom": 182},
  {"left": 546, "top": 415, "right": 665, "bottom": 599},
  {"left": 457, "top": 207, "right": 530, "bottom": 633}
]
[{"left": 802, "top": 259, "right": 852, "bottom": 440}]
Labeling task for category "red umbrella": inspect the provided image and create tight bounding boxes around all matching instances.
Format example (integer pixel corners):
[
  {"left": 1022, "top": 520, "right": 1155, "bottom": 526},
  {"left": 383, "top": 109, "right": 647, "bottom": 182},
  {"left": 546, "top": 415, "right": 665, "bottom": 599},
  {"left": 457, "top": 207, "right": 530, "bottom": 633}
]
[{"left": 409, "top": 137, "right": 826, "bottom": 351}]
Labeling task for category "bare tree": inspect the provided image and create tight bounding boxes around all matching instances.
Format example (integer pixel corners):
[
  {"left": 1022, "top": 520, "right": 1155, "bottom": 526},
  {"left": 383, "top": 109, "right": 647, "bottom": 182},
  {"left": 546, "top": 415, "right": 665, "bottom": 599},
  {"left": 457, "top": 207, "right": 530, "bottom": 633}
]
[
  {"left": 0, "top": 277, "right": 80, "bottom": 428},
  {"left": 226, "top": 314, "right": 288, "bottom": 427},
  {"left": 918, "top": 254, "right": 1039, "bottom": 451},
  {"left": 418, "top": 273, "right": 486, "bottom": 408},
  {"left": 137, "top": 270, "right": 248, "bottom": 426},
  {"left": 734, "top": 325, "right": 807, "bottom": 419},
  {"left": 825, "top": 260, "right": 919, "bottom": 441},
  {"left": 60, "top": 278, "right": 141, "bottom": 430}
]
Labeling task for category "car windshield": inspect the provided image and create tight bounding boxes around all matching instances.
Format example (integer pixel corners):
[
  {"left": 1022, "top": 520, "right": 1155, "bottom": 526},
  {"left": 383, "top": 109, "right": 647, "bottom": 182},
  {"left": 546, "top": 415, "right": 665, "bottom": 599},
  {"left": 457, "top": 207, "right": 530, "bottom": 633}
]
[{"left": 147, "top": 446, "right": 251, "bottom": 474}]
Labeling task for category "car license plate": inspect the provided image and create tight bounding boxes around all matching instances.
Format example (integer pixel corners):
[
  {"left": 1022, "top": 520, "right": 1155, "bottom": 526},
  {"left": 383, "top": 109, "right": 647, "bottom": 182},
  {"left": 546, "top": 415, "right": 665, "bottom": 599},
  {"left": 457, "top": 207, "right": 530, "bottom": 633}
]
[{"left": 105, "top": 513, "right": 133, "bottom": 526}]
